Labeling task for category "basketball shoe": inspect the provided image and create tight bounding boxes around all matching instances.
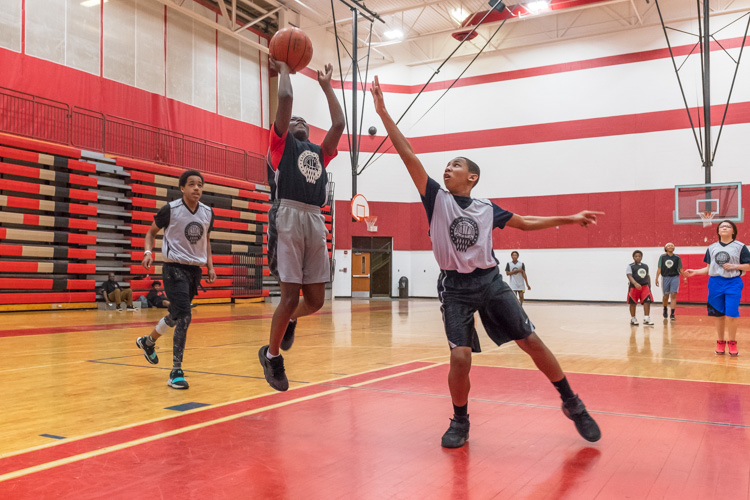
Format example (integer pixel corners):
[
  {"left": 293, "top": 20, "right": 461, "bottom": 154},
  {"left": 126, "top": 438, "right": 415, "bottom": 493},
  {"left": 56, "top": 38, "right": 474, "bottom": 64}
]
[
  {"left": 168, "top": 369, "right": 189, "bottom": 389},
  {"left": 663, "top": 306, "right": 668, "bottom": 319},
  {"left": 728, "top": 341, "right": 739, "bottom": 357},
  {"left": 136, "top": 336, "right": 158, "bottom": 364},
  {"left": 630, "top": 317, "right": 639, "bottom": 326},
  {"left": 716, "top": 340, "right": 726, "bottom": 355},
  {"left": 441, "top": 416, "right": 470, "bottom": 448},
  {"left": 280, "top": 319, "right": 297, "bottom": 351},
  {"left": 259, "top": 345, "right": 289, "bottom": 391},
  {"left": 563, "top": 395, "right": 601, "bottom": 442},
  {"left": 643, "top": 317, "right": 654, "bottom": 326}
]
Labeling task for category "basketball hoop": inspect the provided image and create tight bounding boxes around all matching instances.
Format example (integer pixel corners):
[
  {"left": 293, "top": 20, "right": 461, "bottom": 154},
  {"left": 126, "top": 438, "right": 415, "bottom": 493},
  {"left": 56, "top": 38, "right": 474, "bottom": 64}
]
[
  {"left": 364, "top": 216, "right": 378, "bottom": 232},
  {"left": 699, "top": 211, "right": 715, "bottom": 228}
]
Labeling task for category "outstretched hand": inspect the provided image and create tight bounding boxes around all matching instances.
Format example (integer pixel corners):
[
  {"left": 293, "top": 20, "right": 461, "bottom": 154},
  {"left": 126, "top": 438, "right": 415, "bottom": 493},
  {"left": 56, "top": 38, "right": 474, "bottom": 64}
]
[
  {"left": 317, "top": 63, "right": 333, "bottom": 87},
  {"left": 574, "top": 210, "right": 604, "bottom": 227},
  {"left": 269, "top": 56, "right": 292, "bottom": 74},
  {"left": 370, "top": 76, "right": 387, "bottom": 116}
]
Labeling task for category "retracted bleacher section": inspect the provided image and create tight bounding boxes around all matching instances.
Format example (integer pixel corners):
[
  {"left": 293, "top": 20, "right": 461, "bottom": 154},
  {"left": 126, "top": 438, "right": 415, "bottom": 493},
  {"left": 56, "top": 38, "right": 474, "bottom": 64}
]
[
  {"left": 0, "top": 132, "right": 277, "bottom": 311},
  {"left": 121, "top": 157, "right": 271, "bottom": 304}
]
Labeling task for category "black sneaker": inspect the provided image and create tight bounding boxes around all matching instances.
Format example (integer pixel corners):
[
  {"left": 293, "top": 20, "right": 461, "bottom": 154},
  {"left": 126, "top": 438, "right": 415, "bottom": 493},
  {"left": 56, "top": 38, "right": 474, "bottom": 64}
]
[
  {"left": 670, "top": 311, "right": 676, "bottom": 321},
  {"left": 663, "top": 306, "right": 668, "bottom": 319},
  {"left": 258, "top": 345, "right": 289, "bottom": 391},
  {"left": 168, "top": 369, "right": 189, "bottom": 389},
  {"left": 562, "top": 395, "right": 601, "bottom": 442},
  {"left": 280, "top": 319, "right": 297, "bottom": 351},
  {"left": 441, "top": 416, "right": 470, "bottom": 448},
  {"left": 136, "top": 336, "right": 158, "bottom": 365}
]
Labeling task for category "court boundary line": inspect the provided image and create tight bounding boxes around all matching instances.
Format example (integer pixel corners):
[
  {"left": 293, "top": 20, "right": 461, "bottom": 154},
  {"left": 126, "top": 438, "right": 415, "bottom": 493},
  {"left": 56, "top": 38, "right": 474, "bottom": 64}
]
[{"left": 0, "top": 362, "right": 440, "bottom": 483}]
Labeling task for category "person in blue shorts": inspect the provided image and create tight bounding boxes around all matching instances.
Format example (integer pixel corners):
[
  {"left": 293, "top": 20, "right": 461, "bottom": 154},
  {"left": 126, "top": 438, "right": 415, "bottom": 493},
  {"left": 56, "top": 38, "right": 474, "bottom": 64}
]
[
  {"left": 685, "top": 221, "right": 750, "bottom": 356},
  {"left": 371, "top": 76, "right": 602, "bottom": 449}
]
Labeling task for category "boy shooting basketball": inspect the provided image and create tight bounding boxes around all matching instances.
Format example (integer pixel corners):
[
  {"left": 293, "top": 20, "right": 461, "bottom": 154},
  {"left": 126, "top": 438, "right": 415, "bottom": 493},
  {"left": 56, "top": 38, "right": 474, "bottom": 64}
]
[
  {"left": 370, "top": 76, "right": 602, "bottom": 448},
  {"left": 259, "top": 57, "right": 345, "bottom": 391},
  {"left": 136, "top": 170, "right": 216, "bottom": 389}
]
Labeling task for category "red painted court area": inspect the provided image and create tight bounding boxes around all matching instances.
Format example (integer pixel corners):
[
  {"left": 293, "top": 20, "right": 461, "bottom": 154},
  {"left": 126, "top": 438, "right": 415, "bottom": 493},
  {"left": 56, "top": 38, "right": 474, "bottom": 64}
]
[{"left": 1, "top": 363, "right": 749, "bottom": 499}]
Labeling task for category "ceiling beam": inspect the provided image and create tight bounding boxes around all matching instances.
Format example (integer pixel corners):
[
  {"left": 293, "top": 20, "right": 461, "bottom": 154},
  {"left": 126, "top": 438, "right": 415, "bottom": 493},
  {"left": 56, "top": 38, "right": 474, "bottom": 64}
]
[{"left": 154, "top": 0, "right": 270, "bottom": 52}]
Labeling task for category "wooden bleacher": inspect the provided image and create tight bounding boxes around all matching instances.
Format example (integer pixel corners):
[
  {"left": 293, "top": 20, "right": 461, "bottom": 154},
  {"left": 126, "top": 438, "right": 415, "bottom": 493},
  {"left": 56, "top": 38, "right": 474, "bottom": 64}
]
[{"left": 0, "top": 133, "right": 285, "bottom": 312}]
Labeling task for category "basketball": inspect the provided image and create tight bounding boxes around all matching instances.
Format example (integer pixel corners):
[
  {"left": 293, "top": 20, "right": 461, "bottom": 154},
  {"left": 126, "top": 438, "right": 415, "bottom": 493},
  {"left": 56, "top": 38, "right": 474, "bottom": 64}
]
[{"left": 269, "top": 27, "right": 313, "bottom": 73}]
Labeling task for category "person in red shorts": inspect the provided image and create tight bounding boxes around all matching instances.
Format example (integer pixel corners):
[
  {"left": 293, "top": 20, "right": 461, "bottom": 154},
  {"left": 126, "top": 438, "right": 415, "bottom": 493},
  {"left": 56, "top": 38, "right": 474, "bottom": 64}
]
[{"left": 627, "top": 250, "right": 654, "bottom": 326}]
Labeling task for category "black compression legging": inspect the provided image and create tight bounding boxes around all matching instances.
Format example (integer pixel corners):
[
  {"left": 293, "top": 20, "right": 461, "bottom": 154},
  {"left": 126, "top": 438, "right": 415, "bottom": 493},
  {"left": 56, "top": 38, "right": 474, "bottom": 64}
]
[{"left": 162, "top": 263, "right": 201, "bottom": 369}]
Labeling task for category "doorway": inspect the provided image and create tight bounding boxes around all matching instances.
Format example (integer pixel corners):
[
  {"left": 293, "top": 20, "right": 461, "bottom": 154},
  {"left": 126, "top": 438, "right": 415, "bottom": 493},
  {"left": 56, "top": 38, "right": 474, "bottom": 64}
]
[{"left": 351, "top": 236, "right": 392, "bottom": 298}]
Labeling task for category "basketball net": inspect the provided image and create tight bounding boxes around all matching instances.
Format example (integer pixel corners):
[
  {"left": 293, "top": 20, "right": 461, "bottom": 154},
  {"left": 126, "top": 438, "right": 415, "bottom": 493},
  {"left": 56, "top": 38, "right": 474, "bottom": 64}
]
[
  {"left": 364, "top": 216, "right": 378, "bottom": 232},
  {"left": 699, "top": 211, "right": 715, "bottom": 228}
]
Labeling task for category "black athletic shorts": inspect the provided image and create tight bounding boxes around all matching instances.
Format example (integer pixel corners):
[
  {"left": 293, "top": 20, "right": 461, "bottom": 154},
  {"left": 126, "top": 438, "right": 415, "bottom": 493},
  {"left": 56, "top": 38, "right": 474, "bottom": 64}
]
[
  {"left": 438, "top": 266, "right": 535, "bottom": 352},
  {"left": 163, "top": 262, "right": 201, "bottom": 319}
]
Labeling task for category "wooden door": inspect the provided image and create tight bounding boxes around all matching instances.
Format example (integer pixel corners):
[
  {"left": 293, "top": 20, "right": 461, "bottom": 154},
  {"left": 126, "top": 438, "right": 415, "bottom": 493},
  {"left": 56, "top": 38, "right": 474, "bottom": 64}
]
[{"left": 351, "top": 252, "right": 371, "bottom": 298}]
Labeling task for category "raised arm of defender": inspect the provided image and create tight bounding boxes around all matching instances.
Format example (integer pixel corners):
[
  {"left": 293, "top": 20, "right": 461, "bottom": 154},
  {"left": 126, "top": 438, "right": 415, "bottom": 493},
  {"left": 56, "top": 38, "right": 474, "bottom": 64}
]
[
  {"left": 370, "top": 76, "right": 428, "bottom": 196},
  {"left": 318, "top": 63, "right": 345, "bottom": 158}
]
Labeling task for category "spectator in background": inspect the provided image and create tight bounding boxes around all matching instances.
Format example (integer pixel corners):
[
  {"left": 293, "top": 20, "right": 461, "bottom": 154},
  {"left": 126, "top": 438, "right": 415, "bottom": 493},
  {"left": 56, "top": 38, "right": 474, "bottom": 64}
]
[
  {"left": 102, "top": 272, "right": 135, "bottom": 311},
  {"left": 146, "top": 281, "right": 170, "bottom": 309},
  {"left": 505, "top": 251, "right": 531, "bottom": 306},
  {"left": 627, "top": 250, "right": 653, "bottom": 326},
  {"left": 654, "top": 243, "right": 687, "bottom": 321}
]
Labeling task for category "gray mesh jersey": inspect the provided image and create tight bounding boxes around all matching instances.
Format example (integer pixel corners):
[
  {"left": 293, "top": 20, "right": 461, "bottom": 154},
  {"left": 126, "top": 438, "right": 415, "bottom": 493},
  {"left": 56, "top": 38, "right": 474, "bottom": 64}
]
[
  {"left": 430, "top": 189, "right": 498, "bottom": 273},
  {"left": 506, "top": 261, "right": 526, "bottom": 291},
  {"left": 705, "top": 240, "right": 749, "bottom": 278},
  {"left": 155, "top": 199, "right": 214, "bottom": 267}
]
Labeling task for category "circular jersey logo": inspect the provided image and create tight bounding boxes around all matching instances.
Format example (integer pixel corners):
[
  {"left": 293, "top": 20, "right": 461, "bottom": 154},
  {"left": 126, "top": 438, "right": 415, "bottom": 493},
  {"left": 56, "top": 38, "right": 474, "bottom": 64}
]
[
  {"left": 184, "top": 222, "right": 204, "bottom": 244},
  {"left": 715, "top": 251, "right": 731, "bottom": 266},
  {"left": 449, "top": 217, "right": 479, "bottom": 252},
  {"left": 637, "top": 268, "right": 647, "bottom": 279},
  {"left": 665, "top": 259, "right": 674, "bottom": 269},
  {"left": 298, "top": 150, "right": 322, "bottom": 184}
]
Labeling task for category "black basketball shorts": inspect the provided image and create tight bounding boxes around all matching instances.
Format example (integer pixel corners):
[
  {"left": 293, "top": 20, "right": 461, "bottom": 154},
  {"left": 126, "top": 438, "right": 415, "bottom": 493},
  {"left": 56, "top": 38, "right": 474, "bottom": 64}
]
[{"left": 437, "top": 267, "right": 535, "bottom": 352}]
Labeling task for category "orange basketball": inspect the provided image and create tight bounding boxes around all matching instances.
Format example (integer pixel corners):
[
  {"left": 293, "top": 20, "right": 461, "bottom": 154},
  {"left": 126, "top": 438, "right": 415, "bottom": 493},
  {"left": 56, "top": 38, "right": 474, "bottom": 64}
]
[{"left": 269, "top": 27, "right": 313, "bottom": 73}]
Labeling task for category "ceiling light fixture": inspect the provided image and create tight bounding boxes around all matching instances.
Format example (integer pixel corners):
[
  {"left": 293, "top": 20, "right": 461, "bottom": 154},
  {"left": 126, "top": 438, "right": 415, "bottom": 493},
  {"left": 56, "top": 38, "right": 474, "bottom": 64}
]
[
  {"left": 384, "top": 29, "right": 403, "bottom": 40},
  {"left": 525, "top": 0, "right": 551, "bottom": 15},
  {"left": 451, "top": 7, "right": 469, "bottom": 23}
]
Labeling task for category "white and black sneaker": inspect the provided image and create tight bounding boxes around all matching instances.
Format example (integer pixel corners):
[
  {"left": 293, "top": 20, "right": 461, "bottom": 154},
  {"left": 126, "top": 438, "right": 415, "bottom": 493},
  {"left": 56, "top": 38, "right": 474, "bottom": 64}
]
[
  {"left": 168, "top": 369, "right": 189, "bottom": 389},
  {"left": 136, "top": 336, "right": 158, "bottom": 365},
  {"left": 643, "top": 317, "right": 654, "bottom": 326},
  {"left": 630, "top": 317, "right": 639, "bottom": 326}
]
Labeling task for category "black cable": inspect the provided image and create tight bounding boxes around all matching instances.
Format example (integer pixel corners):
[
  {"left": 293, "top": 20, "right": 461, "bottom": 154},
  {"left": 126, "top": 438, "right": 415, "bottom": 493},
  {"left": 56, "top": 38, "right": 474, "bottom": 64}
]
[{"left": 330, "top": 0, "right": 353, "bottom": 159}]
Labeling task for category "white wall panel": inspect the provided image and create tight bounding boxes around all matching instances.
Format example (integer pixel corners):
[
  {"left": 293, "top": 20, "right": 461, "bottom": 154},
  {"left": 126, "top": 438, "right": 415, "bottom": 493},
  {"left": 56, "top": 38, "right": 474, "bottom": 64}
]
[
  {"left": 191, "top": 2, "right": 216, "bottom": 112},
  {"left": 65, "top": 0, "right": 100, "bottom": 75},
  {"left": 26, "top": 0, "right": 65, "bottom": 65},
  {"left": 166, "top": 9, "right": 193, "bottom": 105},
  {"left": 135, "top": 0, "right": 165, "bottom": 95},
  {"left": 260, "top": 37, "right": 269, "bottom": 129},
  {"left": 218, "top": 33, "right": 241, "bottom": 120},
  {"left": 0, "top": 0, "right": 22, "bottom": 52},
  {"left": 104, "top": 0, "right": 136, "bottom": 86},
  {"left": 336, "top": 247, "right": 711, "bottom": 301},
  {"left": 240, "top": 32, "right": 262, "bottom": 127}
]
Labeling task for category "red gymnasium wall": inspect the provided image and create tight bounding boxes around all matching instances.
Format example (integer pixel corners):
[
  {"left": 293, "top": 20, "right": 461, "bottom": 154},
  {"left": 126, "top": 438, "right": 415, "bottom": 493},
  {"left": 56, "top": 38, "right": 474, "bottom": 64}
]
[
  {"left": 0, "top": 49, "right": 268, "bottom": 158},
  {"left": 335, "top": 187, "right": 750, "bottom": 251}
]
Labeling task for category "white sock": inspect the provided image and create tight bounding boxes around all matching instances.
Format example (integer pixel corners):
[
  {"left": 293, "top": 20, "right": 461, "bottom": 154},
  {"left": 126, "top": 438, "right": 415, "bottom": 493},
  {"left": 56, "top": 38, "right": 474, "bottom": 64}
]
[{"left": 266, "top": 350, "right": 279, "bottom": 360}]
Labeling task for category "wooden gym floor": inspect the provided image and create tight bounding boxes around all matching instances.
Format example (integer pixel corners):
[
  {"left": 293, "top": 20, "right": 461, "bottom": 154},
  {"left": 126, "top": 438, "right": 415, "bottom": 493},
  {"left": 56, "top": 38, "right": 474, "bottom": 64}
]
[{"left": 1, "top": 299, "right": 749, "bottom": 499}]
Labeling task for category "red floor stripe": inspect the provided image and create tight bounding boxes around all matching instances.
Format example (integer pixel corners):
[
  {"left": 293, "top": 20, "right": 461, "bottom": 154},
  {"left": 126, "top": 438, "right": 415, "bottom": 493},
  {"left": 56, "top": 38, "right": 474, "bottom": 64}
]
[{"left": 0, "top": 362, "right": 432, "bottom": 477}]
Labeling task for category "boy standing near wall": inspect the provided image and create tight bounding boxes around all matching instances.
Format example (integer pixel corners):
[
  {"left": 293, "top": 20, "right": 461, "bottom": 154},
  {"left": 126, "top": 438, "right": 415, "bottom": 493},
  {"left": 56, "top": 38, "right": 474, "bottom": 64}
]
[
  {"left": 136, "top": 170, "right": 216, "bottom": 389},
  {"left": 371, "top": 76, "right": 601, "bottom": 448},
  {"left": 654, "top": 243, "right": 686, "bottom": 320},
  {"left": 259, "top": 58, "right": 345, "bottom": 392},
  {"left": 627, "top": 250, "right": 654, "bottom": 326},
  {"left": 505, "top": 251, "right": 531, "bottom": 305}
]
